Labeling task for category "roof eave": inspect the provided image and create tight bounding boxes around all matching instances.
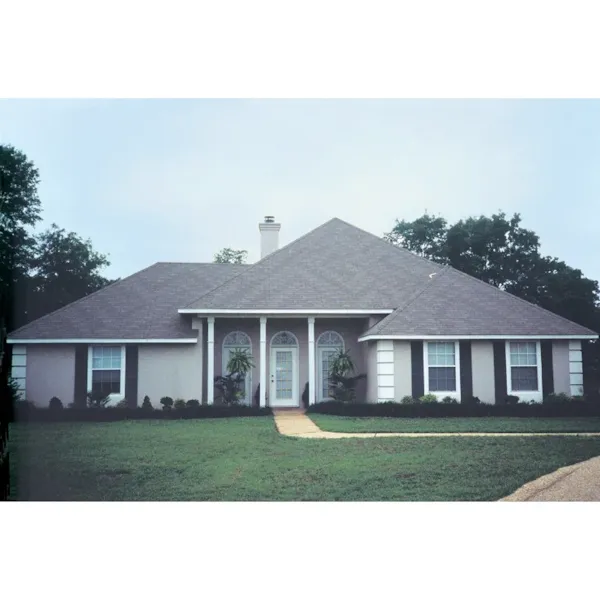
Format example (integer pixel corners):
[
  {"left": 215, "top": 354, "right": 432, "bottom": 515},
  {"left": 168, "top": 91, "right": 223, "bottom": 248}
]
[{"left": 358, "top": 334, "right": 599, "bottom": 342}]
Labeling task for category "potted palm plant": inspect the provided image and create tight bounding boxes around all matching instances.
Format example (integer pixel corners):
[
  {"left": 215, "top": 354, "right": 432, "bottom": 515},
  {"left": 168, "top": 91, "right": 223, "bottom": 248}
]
[{"left": 328, "top": 349, "right": 366, "bottom": 403}]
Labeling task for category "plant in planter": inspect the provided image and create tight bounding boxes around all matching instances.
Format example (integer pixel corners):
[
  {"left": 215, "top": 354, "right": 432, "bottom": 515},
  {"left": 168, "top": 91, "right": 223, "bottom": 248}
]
[
  {"left": 302, "top": 382, "right": 310, "bottom": 408},
  {"left": 215, "top": 348, "right": 255, "bottom": 404},
  {"left": 160, "top": 396, "right": 174, "bottom": 411},
  {"left": 328, "top": 349, "right": 366, "bottom": 403}
]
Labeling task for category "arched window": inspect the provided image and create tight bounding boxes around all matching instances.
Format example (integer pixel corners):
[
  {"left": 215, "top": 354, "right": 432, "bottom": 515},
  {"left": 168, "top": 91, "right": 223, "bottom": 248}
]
[
  {"left": 317, "top": 331, "right": 344, "bottom": 402},
  {"left": 222, "top": 331, "right": 252, "bottom": 404}
]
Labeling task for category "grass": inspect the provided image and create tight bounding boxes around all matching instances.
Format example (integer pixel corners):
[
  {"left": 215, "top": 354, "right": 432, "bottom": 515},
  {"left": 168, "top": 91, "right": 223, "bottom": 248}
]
[
  {"left": 9, "top": 418, "right": 600, "bottom": 501},
  {"left": 309, "top": 415, "right": 600, "bottom": 433}
]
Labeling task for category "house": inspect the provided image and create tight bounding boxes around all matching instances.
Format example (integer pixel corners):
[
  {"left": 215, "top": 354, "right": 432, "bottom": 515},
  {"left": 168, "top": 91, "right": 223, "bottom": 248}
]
[{"left": 7, "top": 217, "right": 598, "bottom": 408}]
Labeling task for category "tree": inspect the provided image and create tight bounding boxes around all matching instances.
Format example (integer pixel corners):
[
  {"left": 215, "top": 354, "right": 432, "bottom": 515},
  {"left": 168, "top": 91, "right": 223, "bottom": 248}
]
[
  {"left": 384, "top": 211, "right": 600, "bottom": 398},
  {"left": 214, "top": 247, "right": 248, "bottom": 264},
  {"left": 19, "top": 224, "right": 113, "bottom": 328},
  {"left": 1, "top": 144, "right": 42, "bottom": 391}
]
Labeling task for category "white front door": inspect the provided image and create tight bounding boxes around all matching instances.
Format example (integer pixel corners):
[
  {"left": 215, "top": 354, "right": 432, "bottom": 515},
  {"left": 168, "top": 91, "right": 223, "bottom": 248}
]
[{"left": 270, "top": 347, "right": 299, "bottom": 407}]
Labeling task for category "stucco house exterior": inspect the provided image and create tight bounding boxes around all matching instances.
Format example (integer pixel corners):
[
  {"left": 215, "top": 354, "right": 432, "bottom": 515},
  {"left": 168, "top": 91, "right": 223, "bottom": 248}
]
[{"left": 7, "top": 217, "right": 598, "bottom": 408}]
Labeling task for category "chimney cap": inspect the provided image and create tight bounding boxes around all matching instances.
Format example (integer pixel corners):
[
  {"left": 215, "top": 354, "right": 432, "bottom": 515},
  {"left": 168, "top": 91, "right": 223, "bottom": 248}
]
[{"left": 264, "top": 215, "right": 275, "bottom": 223}]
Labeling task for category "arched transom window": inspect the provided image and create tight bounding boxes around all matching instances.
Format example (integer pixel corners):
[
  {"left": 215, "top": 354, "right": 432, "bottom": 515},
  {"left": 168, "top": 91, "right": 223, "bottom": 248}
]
[
  {"left": 317, "top": 331, "right": 344, "bottom": 402},
  {"left": 222, "top": 331, "right": 252, "bottom": 404},
  {"left": 271, "top": 331, "right": 298, "bottom": 346}
]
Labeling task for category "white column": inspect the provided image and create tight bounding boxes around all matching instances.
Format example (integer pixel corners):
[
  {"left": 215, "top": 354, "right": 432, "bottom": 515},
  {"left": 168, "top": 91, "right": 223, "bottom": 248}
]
[
  {"left": 207, "top": 317, "right": 215, "bottom": 404},
  {"left": 260, "top": 317, "right": 267, "bottom": 407},
  {"left": 308, "top": 317, "right": 316, "bottom": 405},
  {"left": 376, "top": 340, "right": 395, "bottom": 402}
]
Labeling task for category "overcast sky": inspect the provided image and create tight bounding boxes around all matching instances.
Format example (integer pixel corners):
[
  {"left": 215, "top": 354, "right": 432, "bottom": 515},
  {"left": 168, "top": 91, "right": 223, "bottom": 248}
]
[{"left": 1, "top": 99, "right": 599, "bottom": 283}]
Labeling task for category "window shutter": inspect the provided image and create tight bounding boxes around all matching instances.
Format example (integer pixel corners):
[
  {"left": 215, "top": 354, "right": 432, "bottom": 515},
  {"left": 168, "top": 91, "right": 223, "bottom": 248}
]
[
  {"left": 541, "top": 341, "right": 554, "bottom": 398},
  {"left": 411, "top": 341, "right": 424, "bottom": 399},
  {"left": 125, "top": 345, "right": 139, "bottom": 407},
  {"left": 493, "top": 341, "right": 507, "bottom": 404},
  {"left": 74, "top": 344, "right": 88, "bottom": 407},
  {"left": 459, "top": 341, "right": 473, "bottom": 401}
]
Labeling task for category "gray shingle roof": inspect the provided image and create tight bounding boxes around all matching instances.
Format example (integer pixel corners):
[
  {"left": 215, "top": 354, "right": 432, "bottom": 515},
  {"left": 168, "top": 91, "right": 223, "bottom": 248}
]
[
  {"left": 361, "top": 266, "right": 597, "bottom": 337},
  {"left": 8, "top": 218, "right": 597, "bottom": 341},
  {"left": 183, "top": 218, "right": 440, "bottom": 310},
  {"left": 8, "top": 263, "right": 247, "bottom": 340}
]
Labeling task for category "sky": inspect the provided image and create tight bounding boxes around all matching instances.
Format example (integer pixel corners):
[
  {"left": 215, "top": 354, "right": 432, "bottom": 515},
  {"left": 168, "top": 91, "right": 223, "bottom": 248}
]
[{"left": 1, "top": 99, "right": 599, "bottom": 283}]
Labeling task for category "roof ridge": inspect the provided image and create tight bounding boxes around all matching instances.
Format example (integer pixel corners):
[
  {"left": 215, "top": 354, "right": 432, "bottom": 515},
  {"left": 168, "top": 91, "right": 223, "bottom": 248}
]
[
  {"left": 332, "top": 216, "right": 447, "bottom": 270},
  {"left": 448, "top": 266, "right": 598, "bottom": 335},
  {"left": 8, "top": 261, "right": 163, "bottom": 336},
  {"left": 181, "top": 218, "right": 341, "bottom": 309}
]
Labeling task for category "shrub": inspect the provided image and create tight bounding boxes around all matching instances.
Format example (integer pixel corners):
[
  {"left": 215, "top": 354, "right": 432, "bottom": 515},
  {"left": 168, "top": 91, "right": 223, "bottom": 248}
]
[
  {"left": 543, "top": 392, "right": 571, "bottom": 405},
  {"left": 504, "top": 395, "right": 520, "bottom": 405},
  {"left": 141, "top": 395, "right": 153, "bottom": 409},
  {"left": 49, "top": 396, "right": 64, "bottom": 410},
  {"left": 115, "top": 398, "right": 129, "bottom": 408},
  {"left": 7, "top": 376, "right": 23, "bottom": 404},
  {"left": 419, "top": 393, "right": 438, "bottom": 404},
  {"left": 214, "top": 374, "right": 245, "bottom": 404},
  {"left": 87, "top": 390, "right": 111, "bottom": 408},
  {"left": 441, "top": 396, "right": 458, "bottom": 404},
  {"left": 306, "top": 400, "right": 600, "bottom": 418},
  {"left": 174, "top": 399, "right": 187, "bottom": 410},
  {"left": 160, "top": 396, "right": 174, "bottom": 410},
  {"left": 465, "top": 396, "right": 481, "bottom": 405},
  {"left": 400, "top": 395, "right": 417, "bottom": 404},
  {"left": 186, "top": 399, "right": 200, "bottom": 408}
]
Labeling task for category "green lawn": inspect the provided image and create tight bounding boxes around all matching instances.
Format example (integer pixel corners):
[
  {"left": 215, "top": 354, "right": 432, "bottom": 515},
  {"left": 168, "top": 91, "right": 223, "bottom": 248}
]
[
  {"left": 310, "top": 415, "right": 600, "bottom": 434},
  {"left": 9, "top": 418, "right": 600, "bottom": 501}
]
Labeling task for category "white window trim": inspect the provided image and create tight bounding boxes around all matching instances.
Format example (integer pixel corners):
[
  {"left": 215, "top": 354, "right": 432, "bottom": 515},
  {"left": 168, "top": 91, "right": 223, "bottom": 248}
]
[
  {"left": 505, "top": 341, "right": 543, "bottom": 402},
  {"left": 87, "top": 345, "right": 126, "bottom": 401},
  {"left": 316, "top": 331, "right": 345, "bottom": 403},
  {"left": 222, "top": 331, "right": 253, "bottom": 405},
  {"left": 423, "top": 341, "right": 461, "bottom": 400}
]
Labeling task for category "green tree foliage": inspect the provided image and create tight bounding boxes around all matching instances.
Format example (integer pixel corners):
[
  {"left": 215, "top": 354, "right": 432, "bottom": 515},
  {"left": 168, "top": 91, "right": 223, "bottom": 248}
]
[
  {"left": 384, "top": 211, "right": 600, "bottom": 396},
  {"left": 214, "top": 247, "right": 248, "bottom": 264},
  {"left": 18, "top": 224, "right": 113, "bottom": 327},
  {"left": 0, "top": 144, "right": 42, "bottom": 333}
]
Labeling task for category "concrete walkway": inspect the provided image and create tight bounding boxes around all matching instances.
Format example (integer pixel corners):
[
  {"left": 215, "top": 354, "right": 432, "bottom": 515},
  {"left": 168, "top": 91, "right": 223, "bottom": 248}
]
[
  {"left": 273, "top": 410, "right": 600, "bottom": 439},
  {"left": 274, "top": 410, "right": 600, "bottom": 500}
]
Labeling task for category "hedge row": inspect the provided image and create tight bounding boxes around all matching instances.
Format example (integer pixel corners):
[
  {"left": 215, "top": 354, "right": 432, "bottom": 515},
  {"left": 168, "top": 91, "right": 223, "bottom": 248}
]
[
  {"left": 306, "top": 400, "right": 600, "bottom": 418},
  {"left": 14, "top": 405, "right": 273, "bottom": 422}
]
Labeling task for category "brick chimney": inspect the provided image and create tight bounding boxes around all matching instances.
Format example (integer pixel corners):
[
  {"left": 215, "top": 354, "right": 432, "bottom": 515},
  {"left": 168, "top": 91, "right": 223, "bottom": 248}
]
[{"left": 259, "top": 215, "right": 281, "bottom": 259}]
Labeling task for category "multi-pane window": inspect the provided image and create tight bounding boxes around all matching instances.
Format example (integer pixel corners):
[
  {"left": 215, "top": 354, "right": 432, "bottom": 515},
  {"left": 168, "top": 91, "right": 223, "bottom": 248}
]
[
  {"left": 427, "top": 342, "right": 457, "bottom": 392},
  {"left": 317, "top": 331, "right": 344, "bottom": 401},
  {"left": 275, "top": 350, "right": 293, "bottom": 399},
  {"left": 509, "top": 342, "right": 538, "bottom": 391},
  {"left": 223, "top": 331, "right": 252, "bottom": 404},
  {"left": 91, "top": 346, "right": 123, "bottom": 395}
]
